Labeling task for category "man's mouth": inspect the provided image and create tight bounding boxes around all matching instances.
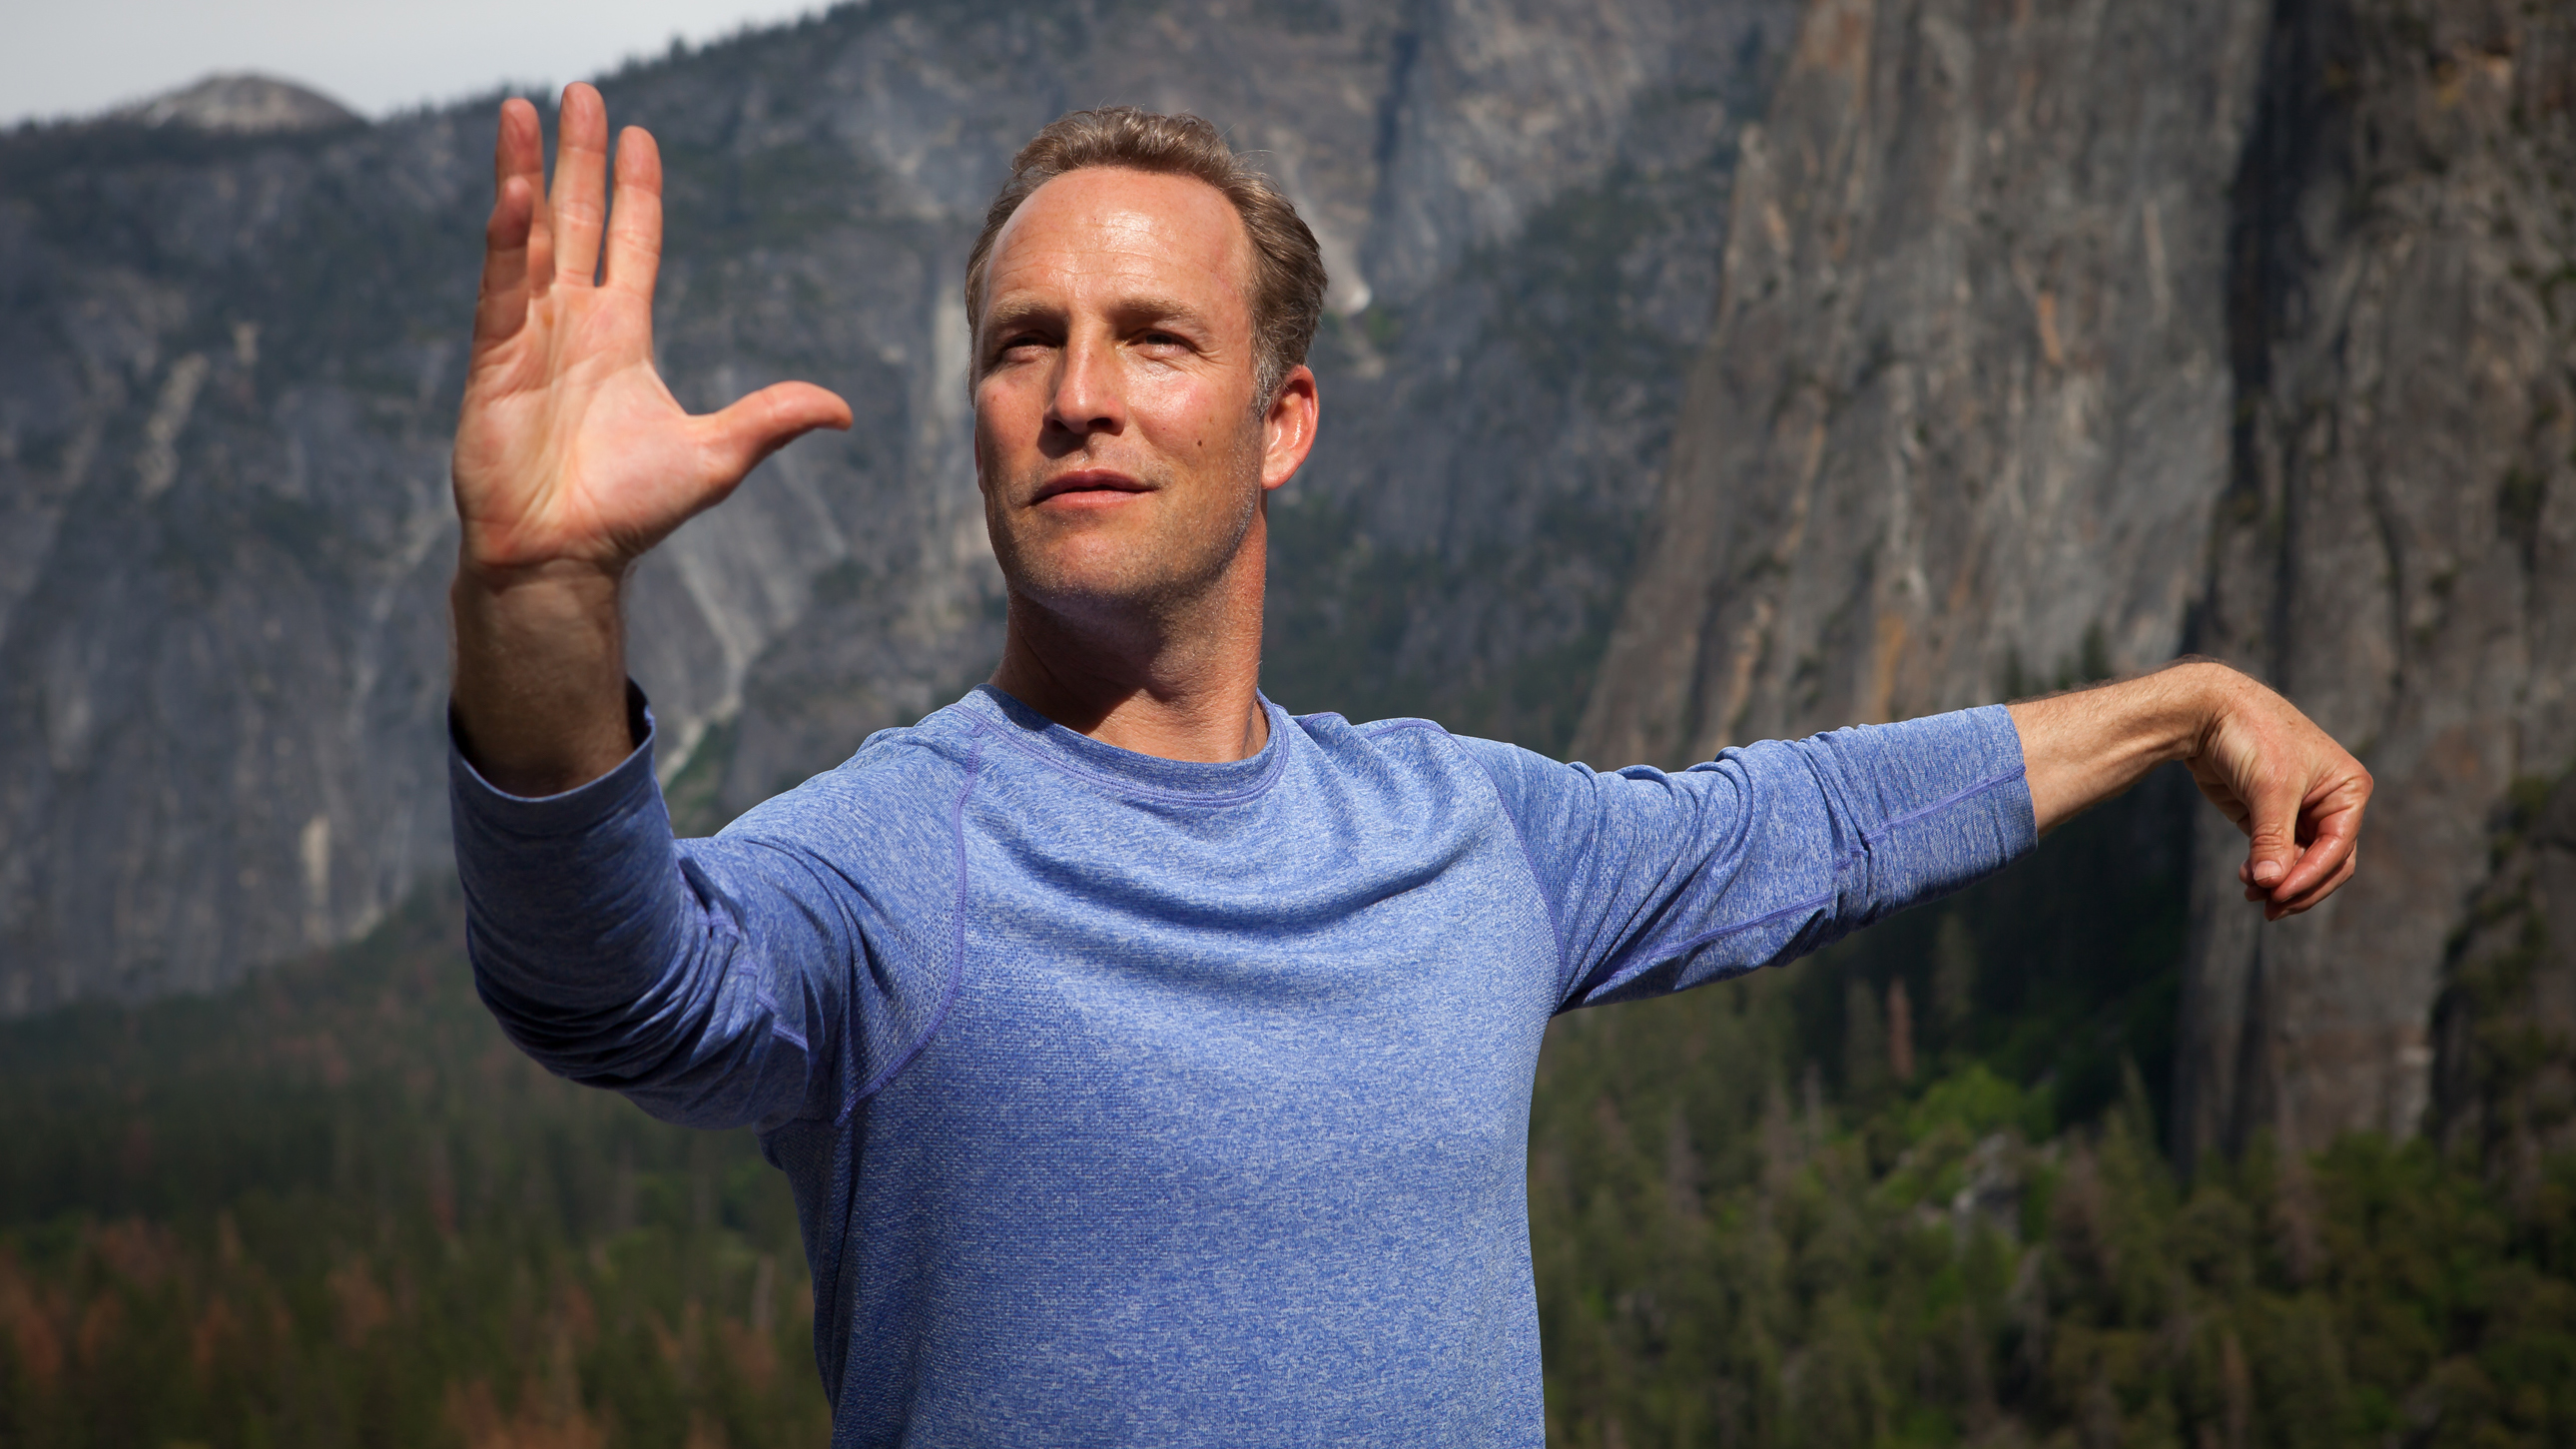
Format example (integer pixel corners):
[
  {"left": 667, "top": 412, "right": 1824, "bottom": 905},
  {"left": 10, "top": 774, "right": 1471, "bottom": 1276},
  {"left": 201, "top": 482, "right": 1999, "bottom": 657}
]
[{"left": 1029, "top": 470, "right": 1151, "bottom": 506}]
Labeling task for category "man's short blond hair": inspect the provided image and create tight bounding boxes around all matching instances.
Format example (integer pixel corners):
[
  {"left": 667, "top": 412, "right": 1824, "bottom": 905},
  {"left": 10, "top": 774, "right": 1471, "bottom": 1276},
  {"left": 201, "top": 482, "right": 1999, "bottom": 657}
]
[{"left": 964, "top": 107, "right": 1329, "bottom": 405}]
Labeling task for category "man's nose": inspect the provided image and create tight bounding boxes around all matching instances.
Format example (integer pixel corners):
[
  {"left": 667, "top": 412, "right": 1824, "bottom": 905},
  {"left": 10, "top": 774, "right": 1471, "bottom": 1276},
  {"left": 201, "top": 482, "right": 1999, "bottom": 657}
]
[{"left": 1046, "top": 334, "right": 1124, "bottom": 436}]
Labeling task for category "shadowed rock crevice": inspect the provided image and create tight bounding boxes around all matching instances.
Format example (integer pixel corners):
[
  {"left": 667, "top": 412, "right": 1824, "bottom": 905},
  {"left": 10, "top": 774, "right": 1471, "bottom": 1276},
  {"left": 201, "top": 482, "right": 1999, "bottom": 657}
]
[
  {"left": 2432, "top": 768, "right": 2576, "bottom": 1190},
  {"left": 2181, "top": 0, "right": 2576, "bottom": 1163}
]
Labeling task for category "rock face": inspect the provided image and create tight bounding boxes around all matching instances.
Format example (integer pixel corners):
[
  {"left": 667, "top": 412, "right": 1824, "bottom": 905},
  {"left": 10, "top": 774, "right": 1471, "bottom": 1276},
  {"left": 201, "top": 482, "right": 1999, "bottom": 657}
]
[
  {"left": 117, "top": 75, "right": 361, "bottom": 135},
  {"left": 2179, "top": 0, "right": 2576, "bottom": 1161},
  {"left": 23, "top": 0, "right": 2562, "bottom": 1168},
  {"left": 2434, "top": 772, "right": 2576, "bottom": 1183},
  {"left": 1575, "top": 0, "right": 2266, "bottom": 762},
  {"left": 0, "top": 0, "right": 1793, "bottom": 1013},
  {"left": 1578, "top": 0, "right": 2576, "bottom": 1158}
]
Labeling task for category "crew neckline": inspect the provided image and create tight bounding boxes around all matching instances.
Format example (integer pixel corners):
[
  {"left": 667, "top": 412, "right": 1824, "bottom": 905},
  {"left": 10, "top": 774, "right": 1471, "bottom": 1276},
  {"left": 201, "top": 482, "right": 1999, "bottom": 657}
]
[{"left": 967, "top": 684, "right": 1292, "bottom": 804}]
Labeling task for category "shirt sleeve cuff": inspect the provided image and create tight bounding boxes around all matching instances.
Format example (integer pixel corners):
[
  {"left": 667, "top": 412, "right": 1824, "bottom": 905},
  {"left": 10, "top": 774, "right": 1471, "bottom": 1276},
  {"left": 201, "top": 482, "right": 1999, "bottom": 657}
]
[
  {"left": 446, "top": 680, "right": 660, "bottom": 840},
  {"left": 1834, "top": 702, "right": 2037, "bottom": 897}
]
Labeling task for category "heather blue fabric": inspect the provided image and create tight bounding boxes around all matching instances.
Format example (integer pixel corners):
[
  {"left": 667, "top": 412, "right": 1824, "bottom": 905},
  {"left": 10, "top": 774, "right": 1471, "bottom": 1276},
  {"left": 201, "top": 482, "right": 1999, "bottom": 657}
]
[{"left": 451, "top": 685, "right": 2035, "bottom": 1448}]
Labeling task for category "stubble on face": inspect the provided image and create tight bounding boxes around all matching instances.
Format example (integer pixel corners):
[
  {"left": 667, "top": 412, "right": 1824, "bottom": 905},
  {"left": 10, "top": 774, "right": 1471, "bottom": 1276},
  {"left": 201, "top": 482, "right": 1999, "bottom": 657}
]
[{"left": 982, "top": 422, "right": 1265, "bottom": 622}]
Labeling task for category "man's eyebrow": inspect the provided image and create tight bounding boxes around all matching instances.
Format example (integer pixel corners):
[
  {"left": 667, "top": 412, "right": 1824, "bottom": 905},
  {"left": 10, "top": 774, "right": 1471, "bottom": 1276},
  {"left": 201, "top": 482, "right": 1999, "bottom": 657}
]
[
  {"left": 978, "top": 297, "right": 1061, "bottom": 340},
  {"left": 979, "top": 293, "right": 1217, "bottom": 347},
  {"left": 1108, "top": 295, "right": 1214, "bottom": 332}
]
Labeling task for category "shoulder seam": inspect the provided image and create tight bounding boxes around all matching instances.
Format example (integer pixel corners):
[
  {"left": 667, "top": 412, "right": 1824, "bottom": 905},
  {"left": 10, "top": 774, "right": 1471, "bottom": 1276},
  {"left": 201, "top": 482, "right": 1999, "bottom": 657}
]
[
  {"left": 1415, "top": 727, "right": 1575, "bottom": 1002},
  {"left": 836, "top": 724, "right": 985, "bottom": 1122}
]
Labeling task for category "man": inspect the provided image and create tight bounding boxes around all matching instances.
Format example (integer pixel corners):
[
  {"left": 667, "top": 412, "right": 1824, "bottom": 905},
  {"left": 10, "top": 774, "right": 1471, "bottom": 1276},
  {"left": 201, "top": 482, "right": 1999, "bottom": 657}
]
[{"left": 449, "top": 86, "right": 2367, "bottom": 1446}]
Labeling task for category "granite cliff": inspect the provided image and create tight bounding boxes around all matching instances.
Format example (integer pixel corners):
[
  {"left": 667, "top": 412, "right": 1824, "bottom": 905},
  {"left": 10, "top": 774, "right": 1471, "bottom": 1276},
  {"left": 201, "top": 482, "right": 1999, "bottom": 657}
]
[
  {"left": 1577, "top": 0, "right": 2576, "bottom": 1158},
  {"left": 2182, "top": 0, "right": 2576, "bottom": 1165},
  {"left": 0, "top": 0, "right": 1790, "bottom": 1012},
  {"left": 13, "top": 0, "right": 2573, "bottom": 1169}
]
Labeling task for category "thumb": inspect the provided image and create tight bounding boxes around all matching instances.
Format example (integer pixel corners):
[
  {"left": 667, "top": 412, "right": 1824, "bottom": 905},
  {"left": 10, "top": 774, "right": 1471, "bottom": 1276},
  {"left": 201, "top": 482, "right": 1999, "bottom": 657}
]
[
  {"left": 700, "top": 381, "right": 854, "bottom": 483},
  {"left": 2243, "top": 766, "right": 2302, "bottom": 893}
]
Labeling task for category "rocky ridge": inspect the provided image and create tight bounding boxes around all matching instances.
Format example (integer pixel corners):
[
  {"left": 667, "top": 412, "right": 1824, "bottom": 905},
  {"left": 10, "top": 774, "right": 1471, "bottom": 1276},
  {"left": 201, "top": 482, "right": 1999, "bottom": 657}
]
[{"left": 0, "top": 0, "right": 1791, "bottom": 1013}]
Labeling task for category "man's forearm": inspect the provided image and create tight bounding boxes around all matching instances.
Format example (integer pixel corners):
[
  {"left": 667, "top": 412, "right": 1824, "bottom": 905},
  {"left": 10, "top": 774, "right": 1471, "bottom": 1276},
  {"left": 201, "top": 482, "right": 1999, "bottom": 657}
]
[
  {"left": 444, "top": 85, "right": 846, "bottom": 802},
  {"left": 2005, "top": 661, "right": 2238, "bottom": 834},
  {"left": 449, "top": 557, "right": 636, "bottom": 797}
]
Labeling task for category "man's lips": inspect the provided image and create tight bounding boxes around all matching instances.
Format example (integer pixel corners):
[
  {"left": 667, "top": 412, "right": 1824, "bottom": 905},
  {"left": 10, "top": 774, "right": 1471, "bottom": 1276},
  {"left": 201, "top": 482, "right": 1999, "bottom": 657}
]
[{"left": 1029, "top": 470, "right": 1152, "bottom": 506}]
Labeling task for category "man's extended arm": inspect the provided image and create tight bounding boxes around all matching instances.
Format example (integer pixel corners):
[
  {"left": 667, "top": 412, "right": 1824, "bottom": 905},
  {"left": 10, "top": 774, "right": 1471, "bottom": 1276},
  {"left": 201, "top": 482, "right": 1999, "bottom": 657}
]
[
  {"left": 444, "top": 88, "right": 876, "bottom": 1130},
  {"left": 1458, "top": 660, "right": 2365, "bottom": 1015},
  {"left": 449, "top": 84, "right": 849, "bottom": 796},
  {"left": 2007, "top": 660, "right": 2370, "bottom": 921}
]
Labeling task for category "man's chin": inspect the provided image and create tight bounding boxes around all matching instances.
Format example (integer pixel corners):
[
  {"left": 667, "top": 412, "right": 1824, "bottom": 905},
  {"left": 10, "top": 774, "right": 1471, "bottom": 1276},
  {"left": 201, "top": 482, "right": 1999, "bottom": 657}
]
[
  {"left": 989, "top": 494, "right": 1257, "bottom": 627},
  {"left": 1001, "top": 542, "right": 1236, "bottom": 626},
  {"left": 1010, "top": 566, "right": 1177, "bottom": 619}
]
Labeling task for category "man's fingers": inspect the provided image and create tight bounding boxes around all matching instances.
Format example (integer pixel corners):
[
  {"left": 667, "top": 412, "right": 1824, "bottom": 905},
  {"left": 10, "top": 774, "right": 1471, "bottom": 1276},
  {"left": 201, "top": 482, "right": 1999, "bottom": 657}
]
[
  {"left": 699, "top": 382, "right": 856, "bottom": 483},
  {"left": 472, "top": 99, "right": 551, "bottom": 353},
  {"left": 493, "top": 96, "right": 544, "bottom": 192},
  {"left": 472, "top": 174, "right": 538, "bottom": 351},
  {"left": 603, "top": 127, "right": 664, "bottom": 300},
  {"left": 550, "top": 84, "right": 611, "bottom": 285},
  {"left": 2240, "top": 830, "right": 2356, "bottom": 914},
  {"left": 2240, "top": 766, "right": 2306, "bottom": 894},
  {"left": 489, "top": 98, "right": 556, "bottom": 300},
  {"left": 2268, "top": 848, "right": 2358, "bottom": 920},
  {"left": 2268, "top": 793, "right": 2362, "bottom": 906}
]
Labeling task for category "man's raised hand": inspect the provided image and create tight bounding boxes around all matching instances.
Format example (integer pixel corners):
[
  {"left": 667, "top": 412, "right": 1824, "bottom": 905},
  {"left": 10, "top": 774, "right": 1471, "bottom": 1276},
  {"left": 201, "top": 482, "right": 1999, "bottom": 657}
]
[
  {"left": 448, "top": 86, "right": 850, "bottom": 798},
  {"left": 453, "top": 84, "right": 851, "bottom": 574}
]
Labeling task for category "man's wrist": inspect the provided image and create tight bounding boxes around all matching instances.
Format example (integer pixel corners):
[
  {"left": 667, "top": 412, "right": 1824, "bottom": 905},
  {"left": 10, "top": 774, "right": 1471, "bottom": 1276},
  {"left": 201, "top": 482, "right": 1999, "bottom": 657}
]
[
  {"left": 453, "top": 544, "right": 628, "bottom": 602},
  {"left": 2009, "top": 657, "right": 2256, "bottom": 833},
  {"left": 2160, "top": 659, "right": 2253, "bottom": 769},
  {"left": 448, "top": 548, "right": 637, "bottom": 796}
]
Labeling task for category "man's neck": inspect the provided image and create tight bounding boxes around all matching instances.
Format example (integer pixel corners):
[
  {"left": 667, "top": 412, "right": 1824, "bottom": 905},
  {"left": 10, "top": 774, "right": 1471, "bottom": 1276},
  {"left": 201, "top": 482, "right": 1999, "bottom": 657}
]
[{"left": 986, "top": 572, "right": 1270, "bottom": 765}]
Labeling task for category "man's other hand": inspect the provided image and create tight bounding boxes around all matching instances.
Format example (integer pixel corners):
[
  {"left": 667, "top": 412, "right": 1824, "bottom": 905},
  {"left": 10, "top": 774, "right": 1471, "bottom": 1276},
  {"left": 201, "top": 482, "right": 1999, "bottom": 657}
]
[
  {"left": 448, "top": 85, "right": 851, "bottom": 796},
  {"left": 2007, "top": 662, "right": 2371, "bottom": 922}
]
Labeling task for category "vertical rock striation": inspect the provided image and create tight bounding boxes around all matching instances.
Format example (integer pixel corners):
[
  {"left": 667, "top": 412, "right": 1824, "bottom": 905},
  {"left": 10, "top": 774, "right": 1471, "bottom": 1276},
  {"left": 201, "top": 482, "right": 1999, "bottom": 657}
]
[
  {"left": 2179, "top": 0, "right": 2576, "bottom": 1161},
  {"left": 1576, "top": 0, "right": 2267, "bottom": 766},
  {"left": 1580, "top": 0, "right": 2576, "bottom": 1159}
]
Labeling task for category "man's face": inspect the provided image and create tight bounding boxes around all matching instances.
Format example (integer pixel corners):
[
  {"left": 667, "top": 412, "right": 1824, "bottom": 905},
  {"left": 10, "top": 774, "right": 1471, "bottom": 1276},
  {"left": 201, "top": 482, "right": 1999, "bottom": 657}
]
[{"left": 971, "top": 168, "right": 1312, "bottom": 626}]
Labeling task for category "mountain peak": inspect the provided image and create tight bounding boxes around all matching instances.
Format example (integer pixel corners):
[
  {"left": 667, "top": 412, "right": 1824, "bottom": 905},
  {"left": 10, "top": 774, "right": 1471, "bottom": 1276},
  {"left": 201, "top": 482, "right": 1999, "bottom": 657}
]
[{"left": 120, "top": 73, "right": 360, "bottom": 134}]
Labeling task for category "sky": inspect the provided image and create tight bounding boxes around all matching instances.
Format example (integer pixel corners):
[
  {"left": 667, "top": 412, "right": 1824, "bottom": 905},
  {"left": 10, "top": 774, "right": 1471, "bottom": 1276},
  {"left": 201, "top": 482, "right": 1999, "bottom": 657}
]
[{"left": 6, "top": 0, "right": 828, "bottom": 128}]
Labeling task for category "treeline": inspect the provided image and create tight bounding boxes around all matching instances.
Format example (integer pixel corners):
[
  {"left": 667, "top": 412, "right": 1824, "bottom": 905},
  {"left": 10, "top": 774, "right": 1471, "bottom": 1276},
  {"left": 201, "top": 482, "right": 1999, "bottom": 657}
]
[
  {"left": 1525, "top": 780, "right": 2576, "bottom": 1446},
  {"left": 0, "top": 889, "right": 826, "bottom": 1448},
  {"left": 1531, "top": 981, "right": 2576, "bottom": 1447}
]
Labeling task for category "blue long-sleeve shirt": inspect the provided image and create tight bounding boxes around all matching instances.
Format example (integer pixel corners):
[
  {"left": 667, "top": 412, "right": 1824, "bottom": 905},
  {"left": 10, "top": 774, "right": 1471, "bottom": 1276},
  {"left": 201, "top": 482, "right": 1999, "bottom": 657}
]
[{"left": 450, "top": 685, "right": 2035, "bottom": 1447}]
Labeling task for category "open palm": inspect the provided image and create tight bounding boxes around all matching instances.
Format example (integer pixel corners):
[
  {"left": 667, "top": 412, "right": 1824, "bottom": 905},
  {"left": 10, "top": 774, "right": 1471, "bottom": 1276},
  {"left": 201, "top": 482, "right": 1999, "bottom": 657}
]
[{"left": 452, "top": 85, "right": 850, "bottom": 575}]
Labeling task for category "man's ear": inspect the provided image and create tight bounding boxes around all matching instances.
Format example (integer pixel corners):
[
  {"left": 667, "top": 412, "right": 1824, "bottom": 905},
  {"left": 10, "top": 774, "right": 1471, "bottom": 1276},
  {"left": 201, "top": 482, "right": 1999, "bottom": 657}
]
[{"left": 1260, "top": 364, "right": 1319, "bottom": 491}]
